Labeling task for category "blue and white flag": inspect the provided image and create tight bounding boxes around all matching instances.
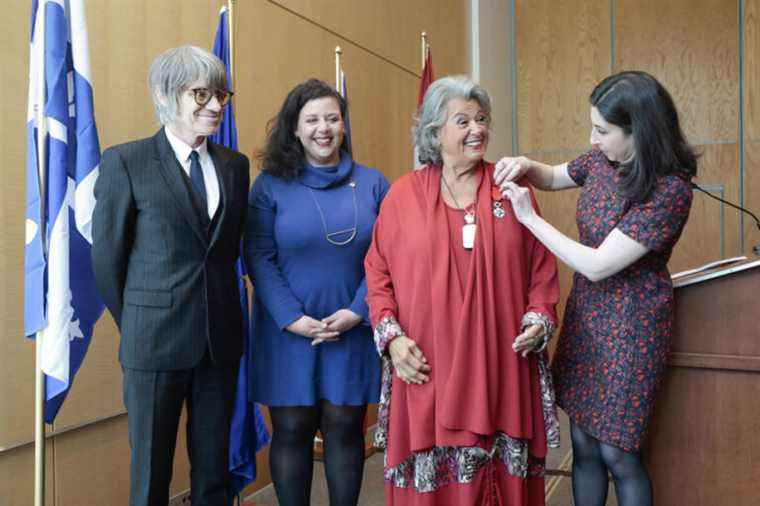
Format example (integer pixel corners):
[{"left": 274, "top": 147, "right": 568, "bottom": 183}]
[
  {"left": 25, "top": 0, "right": 104, "bottom": 423},
  {"left": 210, "top": 6, "right": 270, "bottom": 497}
]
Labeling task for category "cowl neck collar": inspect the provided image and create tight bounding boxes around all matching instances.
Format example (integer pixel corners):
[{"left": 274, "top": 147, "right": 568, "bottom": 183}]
[{"left": 299, "top": 151, "right": 354, "bottom": 189}]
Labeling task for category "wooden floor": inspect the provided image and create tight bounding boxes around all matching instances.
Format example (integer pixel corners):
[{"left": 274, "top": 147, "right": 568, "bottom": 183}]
[{"left": 244, "top": 412, "right": 619, "bottom": 505}]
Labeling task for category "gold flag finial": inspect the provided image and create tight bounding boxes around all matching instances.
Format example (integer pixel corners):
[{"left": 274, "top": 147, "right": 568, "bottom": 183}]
[
  {"left": 335, "top": 46, "right": 343, "bottom": 91},
  {"left": 421, "top": 32, "right": 428, "bottom": 70}
]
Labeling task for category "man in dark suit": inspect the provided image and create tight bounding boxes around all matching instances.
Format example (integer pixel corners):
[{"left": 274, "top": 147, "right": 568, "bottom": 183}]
[{"left": 92, "top": 45, "right": 250, "bottom": 506}]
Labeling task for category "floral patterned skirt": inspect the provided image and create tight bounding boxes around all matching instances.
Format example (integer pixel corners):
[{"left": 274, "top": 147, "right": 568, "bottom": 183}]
[{"left": 384, "top": 458, "right": 546, "bottom": 506}]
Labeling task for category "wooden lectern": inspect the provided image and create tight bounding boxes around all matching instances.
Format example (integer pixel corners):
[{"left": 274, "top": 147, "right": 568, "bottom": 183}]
[{"left": 645, "top": 259, "right": 760, "bottom": 505}]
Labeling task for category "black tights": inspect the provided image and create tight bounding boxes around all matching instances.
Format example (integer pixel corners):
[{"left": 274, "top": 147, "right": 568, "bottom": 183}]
[
  {"left": 269, "top": 400, "right": 367, "bottom": 506},
  {"left": 570, "top": 422, "right": 653, "bottom": 506}
]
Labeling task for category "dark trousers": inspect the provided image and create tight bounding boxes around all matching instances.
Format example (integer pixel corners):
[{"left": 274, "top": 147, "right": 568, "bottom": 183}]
[{"left": 123, "top": 353, "right": 239, "bottom": 506}]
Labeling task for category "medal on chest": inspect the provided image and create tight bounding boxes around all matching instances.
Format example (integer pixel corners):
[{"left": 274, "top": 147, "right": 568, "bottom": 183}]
[
  {"left": 491, "top": 185, "right": 507, "bottom": 219},
  {"left": 492, "top": 201, "right": 506, "bottom": 218}
]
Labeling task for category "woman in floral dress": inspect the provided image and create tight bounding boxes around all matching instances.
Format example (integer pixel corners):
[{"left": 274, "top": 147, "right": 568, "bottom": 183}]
[{"left": 495, "top": 71, "right": 697, "bottom": 506}]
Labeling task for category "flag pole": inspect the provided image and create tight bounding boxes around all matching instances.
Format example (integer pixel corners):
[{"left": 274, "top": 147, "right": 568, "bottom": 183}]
[
  {"left": 421, "top": 32, "right": 427, "bottom": 71},
  {"left": 34, "top": 3, "right": 48, "bottom": 505},
  {"left": 35, "top": 339, "right": 46, "bottom": 506},
  {"left": 339, "top": 51, "right": 346, "bottom": 97},
  {"left": 334, "top": 46, "right": 342, "bottom": 92},
  {"left": 35, "top": 341, "right": 46, "bottom": 506},
  {"left": 227, "top": 0, "right": 235, "bottom": 85}
]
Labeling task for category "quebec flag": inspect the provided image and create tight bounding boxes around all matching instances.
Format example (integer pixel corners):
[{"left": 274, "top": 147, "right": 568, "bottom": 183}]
[{"left": 25, "top": 0, "right": 104, "bottom": 423}]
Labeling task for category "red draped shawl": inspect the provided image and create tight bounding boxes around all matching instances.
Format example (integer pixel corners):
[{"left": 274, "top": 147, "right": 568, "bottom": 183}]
[{"left": 365, "top": 162, "right": 559, "bottom": 470}]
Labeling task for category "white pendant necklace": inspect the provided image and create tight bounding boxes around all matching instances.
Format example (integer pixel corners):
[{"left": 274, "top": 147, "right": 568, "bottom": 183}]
[{"left": 441, "top": 172, "right": 477, "bottom": 250}]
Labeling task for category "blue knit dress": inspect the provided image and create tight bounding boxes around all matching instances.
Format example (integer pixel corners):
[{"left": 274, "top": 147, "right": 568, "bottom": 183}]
[{"left": 245, "top": 152, "right": 388, "bottom": 406}]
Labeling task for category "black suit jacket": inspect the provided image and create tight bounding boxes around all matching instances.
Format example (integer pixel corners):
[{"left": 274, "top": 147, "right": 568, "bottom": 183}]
[{"left": 92, "top": 128, "right": 250, "bottom": 370}]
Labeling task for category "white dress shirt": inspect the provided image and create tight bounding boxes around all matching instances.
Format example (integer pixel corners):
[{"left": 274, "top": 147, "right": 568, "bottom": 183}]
[{"left": 165, "top": 127, "right": 221, "bottom": 219}]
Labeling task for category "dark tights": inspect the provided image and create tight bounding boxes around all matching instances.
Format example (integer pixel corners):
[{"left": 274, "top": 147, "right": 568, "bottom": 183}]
[
  {"left": 269, "top": 400, "right": 367, "bottom": 506},
  {"left": 570, "top": 422, "right": 653, "bottom": 506}
]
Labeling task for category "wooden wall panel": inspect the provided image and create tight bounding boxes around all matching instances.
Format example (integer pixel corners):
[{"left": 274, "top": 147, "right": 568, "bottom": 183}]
[
  {"left": 0, "top": 323, "right": 35, "bottom": 448},
  {"left": 0, "top": 442, "right": 55, "bottom": 506},
  {"left": 54, "top": 416, "right": 131, "bottom": 506},
  {"left": 616, "top": 0, "right": 739, "bottom": 144},
  {"left": 672, "top": 191, "right": 725, "bottom": 273},
  {"left": 273, "top": 0, "right": 468, "bottom": 78},
  {"left": 0, "top": 0, "right": 34, "bottom": 451},
  {"left": 745, "top": 1, "right": 760, "bottom": 254},
  {"left": 54, "top": 411, "right": 191, "bottom": 504},
  {"left": 746, "top": 0, "right": 760, "bottom": 141},
  {"left": 234, "top": 0, "right": 423, "bottom": 182},
  {"left": 515, "top": 0, "right": 610, "bottom": 155},
  {"left": 477, "top": 0, "right": 513, "bottom": 160},
  {"left": 670, "top": 143, "right": 742, "bottom": 273},
  {"left": 745, "top": 142, "right": 760, "bottom": 253}
]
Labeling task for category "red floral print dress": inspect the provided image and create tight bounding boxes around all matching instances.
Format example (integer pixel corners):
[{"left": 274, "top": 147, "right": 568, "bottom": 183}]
[{"left": 552, "top": 149, "right": 693, "bottom": 452}]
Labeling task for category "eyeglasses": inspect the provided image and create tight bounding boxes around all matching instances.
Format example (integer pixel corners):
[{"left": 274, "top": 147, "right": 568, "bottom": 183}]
[{"left": 189, "top": 88, "right": 234, "bottom": 107}]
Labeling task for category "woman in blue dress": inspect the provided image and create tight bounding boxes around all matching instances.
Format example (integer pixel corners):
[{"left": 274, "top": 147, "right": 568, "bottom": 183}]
[{"left": 244, "top": 78, "right": 388, "bottom": 506}]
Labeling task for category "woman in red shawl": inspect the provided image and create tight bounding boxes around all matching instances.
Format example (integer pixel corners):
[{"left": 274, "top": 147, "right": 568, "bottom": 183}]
[{"left": 365, "top": 75, "right": 560, "bottom": 506}]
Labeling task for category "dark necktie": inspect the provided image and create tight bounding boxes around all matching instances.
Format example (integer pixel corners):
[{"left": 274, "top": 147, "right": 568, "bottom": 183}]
[{"left": 189, "top": 150, "right": 207, "bottom": 207}]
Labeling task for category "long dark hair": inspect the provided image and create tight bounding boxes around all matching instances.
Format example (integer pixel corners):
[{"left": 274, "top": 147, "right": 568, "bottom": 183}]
[
  {"left": 590, "top": 71, "right": 698, "bottom": 201},
  {"left": 258, "top": 78, "right": 350, "bottom": 180}
]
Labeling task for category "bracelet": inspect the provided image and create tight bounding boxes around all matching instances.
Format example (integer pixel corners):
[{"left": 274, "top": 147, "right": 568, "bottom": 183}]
[
  {"left": 521, "top": 311, "right": 557, "bottom": 353},
  {"left": 373, "top": 315, "right": 405, "bottom": 356}
]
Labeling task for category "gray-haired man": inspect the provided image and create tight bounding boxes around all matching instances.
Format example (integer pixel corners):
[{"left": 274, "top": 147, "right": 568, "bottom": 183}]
[{"left": 92, "top": 45, "right": 249, "bottom": 506}]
